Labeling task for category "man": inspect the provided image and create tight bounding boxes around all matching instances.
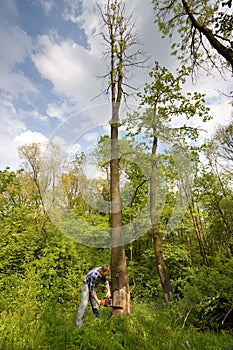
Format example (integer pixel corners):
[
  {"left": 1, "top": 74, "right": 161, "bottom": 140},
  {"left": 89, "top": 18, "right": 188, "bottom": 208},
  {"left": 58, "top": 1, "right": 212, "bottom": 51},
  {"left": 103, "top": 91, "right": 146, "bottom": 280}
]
[{"left": 75, "top": 264, "right": 111, "bottom": 327}]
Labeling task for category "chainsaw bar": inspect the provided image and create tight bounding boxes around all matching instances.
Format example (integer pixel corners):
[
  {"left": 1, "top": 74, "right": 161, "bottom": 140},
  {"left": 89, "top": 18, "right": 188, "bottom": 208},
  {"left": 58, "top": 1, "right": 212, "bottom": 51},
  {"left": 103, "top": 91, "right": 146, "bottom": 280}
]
[{"left": 111, "top": 305, "right": 123, "bottom": 309}]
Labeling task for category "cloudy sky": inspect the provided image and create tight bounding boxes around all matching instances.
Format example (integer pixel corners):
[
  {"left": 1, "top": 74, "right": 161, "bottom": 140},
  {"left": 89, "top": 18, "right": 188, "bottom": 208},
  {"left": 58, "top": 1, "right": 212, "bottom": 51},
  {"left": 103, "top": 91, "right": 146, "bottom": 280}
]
[{"left": 0, "top": 0, "right": 232, "bottom": 171}]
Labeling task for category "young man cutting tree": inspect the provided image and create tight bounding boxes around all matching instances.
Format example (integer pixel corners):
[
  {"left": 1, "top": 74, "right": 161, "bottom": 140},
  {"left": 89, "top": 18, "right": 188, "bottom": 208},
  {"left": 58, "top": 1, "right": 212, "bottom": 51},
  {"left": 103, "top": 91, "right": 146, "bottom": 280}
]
[{"left": 76, "top": 264, "right": 111, "bottom": 327}]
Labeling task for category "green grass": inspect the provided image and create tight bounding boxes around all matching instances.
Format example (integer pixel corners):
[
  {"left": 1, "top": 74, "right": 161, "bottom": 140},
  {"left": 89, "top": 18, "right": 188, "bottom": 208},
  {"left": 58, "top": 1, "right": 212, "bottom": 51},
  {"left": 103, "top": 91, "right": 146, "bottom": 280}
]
[{"left": 0, "top": 302, "right": 232, "bottom": 350}]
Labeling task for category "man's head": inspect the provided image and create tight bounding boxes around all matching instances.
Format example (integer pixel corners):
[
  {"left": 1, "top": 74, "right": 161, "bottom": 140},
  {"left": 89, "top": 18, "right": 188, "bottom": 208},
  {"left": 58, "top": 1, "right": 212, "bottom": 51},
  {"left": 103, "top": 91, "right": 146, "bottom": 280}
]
[{"left": 101, "top": 264, "right": 111, "bottom": 277}]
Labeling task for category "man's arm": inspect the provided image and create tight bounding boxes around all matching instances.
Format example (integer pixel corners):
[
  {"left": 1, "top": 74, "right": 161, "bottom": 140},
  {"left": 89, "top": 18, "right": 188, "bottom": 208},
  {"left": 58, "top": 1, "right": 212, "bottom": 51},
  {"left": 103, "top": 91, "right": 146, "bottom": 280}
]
[
  {"left": 89, "top": 274, "right": 101, "bottom": 305},
  {"left": 105, "top": 283, "right": 111, "bottom": 298},
  {"left": 90, "top": 291, "right": 101, "bottom": 305}
]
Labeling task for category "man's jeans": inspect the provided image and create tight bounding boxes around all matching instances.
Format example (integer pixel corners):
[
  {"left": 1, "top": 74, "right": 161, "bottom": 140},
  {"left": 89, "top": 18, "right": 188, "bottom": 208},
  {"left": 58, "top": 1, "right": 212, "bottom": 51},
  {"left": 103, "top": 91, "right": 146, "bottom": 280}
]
[{"left": 76, "top": 283, "right": 100, "bottom": 327}]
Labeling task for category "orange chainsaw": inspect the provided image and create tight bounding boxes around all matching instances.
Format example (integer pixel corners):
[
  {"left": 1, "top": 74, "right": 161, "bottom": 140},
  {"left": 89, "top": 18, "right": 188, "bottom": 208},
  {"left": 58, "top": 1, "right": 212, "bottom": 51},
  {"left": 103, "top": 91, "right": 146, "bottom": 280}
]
[{"left": 100, "top": 297, "right": 123, "bottom": 309}]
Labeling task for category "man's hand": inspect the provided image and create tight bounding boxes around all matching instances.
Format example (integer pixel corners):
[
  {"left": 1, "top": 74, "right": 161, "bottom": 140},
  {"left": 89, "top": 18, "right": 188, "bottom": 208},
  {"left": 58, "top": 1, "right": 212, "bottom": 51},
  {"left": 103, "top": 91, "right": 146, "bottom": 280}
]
[
  {"left": 91, "top": 292, "right": 101, "bottom": 305},
  {"left": 105, "top": 283, "right": 111, "bottom": 299}
]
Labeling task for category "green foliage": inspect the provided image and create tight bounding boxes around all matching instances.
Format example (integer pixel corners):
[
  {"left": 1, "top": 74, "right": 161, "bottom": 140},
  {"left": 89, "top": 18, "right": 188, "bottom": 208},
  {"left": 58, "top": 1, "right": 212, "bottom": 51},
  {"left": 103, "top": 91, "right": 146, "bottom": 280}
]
[
  {"left": 128, "top": 257, "right": 159, "bottom": 301},
  {"left": 1, "top": 302, "right": 232, "bottom": 350},
  {"left": 152, "top": 0, "right": 232, "bottom": 72},
  {"left": 137, "top": 61, "right": 210, "bottom": 138},
  {"left": 162, "top": 242, "right": 194, "bottom": 294},
  {"left": 215, "top": 1, "right": 233, "bottom": 48},
  {"left": 1, "top": 118, "right": 233, "bottom": 349},
  {"left": 174, "top": 255, "right": 233, "bottom": 332}
]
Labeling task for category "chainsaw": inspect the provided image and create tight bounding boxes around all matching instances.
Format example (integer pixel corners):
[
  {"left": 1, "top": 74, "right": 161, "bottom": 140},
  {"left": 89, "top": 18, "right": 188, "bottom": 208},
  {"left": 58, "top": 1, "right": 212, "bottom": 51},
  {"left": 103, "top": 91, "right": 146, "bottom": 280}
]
[{"left": 100, "top": 297, "right": 123, "bottom": 309}]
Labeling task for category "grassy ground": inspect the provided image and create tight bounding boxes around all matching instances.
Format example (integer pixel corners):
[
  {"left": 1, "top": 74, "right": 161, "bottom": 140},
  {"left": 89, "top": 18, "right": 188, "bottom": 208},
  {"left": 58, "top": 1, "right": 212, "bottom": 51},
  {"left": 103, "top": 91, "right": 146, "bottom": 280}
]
[{"left": 0, "top": 302, "right": 232, "bottom": 350}]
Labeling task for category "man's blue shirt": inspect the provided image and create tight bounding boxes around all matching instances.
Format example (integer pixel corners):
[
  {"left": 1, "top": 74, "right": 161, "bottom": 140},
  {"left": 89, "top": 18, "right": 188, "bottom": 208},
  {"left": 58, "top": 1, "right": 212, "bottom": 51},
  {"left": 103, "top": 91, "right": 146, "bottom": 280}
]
[{"left": 83, "top": 267, "right": 109, "bottom": 293}]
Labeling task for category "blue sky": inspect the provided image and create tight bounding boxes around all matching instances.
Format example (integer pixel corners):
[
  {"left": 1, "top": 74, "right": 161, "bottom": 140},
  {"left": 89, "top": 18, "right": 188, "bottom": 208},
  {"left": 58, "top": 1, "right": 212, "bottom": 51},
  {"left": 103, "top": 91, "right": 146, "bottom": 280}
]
[{"left": 0, "top": 0, "right": 232, "bottom": 171}]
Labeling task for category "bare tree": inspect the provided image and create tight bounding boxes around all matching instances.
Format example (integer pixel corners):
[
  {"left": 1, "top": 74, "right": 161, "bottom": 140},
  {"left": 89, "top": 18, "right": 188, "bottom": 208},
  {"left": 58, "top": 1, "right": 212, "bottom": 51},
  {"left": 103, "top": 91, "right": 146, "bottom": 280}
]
[{"left": 99, "top": 0, "right": 147, "bottom": 315}]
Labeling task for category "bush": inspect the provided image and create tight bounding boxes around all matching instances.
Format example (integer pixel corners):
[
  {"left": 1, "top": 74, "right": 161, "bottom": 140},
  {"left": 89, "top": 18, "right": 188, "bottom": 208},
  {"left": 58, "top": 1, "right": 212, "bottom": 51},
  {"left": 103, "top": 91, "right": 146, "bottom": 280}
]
[
  {"left": 1, "top": 302, "right": 232, "bottom": 350},
  {"left": 174, "top": 255, "right": 233, "bottom": 332}
]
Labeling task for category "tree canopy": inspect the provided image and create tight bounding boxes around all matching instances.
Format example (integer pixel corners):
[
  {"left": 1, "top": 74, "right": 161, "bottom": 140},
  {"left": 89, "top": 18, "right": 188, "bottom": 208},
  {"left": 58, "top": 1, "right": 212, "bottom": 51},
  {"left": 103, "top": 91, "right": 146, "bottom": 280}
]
[{"left": 152, "top": 0, "right": 233, "bottom": 74}]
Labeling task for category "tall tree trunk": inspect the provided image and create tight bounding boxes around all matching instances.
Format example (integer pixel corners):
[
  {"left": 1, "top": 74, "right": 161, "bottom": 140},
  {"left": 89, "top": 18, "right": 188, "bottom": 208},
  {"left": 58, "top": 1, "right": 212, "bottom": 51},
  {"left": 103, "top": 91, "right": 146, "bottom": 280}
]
[
  {"left": 110, "top": 103, "right": 130, "bottom": 315},
  {"left": 99, "top": 0, "right": 146, "bottom": 315},
  {"left": 150, "top": 135, "right": 173, "bottom": 304}
]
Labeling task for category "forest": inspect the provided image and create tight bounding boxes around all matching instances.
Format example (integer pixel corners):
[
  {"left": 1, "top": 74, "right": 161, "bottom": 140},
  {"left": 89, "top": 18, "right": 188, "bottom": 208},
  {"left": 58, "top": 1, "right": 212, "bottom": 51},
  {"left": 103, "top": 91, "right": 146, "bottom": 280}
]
[{"left": 1, "top": 0, "right": 233, "bottom": 349}]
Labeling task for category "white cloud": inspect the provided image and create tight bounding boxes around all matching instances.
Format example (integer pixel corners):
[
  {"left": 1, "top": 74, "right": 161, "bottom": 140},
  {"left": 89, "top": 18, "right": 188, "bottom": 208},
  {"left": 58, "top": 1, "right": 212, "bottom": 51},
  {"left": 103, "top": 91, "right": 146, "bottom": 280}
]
[
  {"left": 33, "top": 32, "right": 103, "bottom": 106},
  {"left": 0, "top": 99, "right": 23, "bottom": 169},
  {"left": 0, "top": 115, "right": 44, "bottom": 171},
  {"left": 184, "top": 73, "right": 233, "bottom": 139},
  {"left": 30, "top": 111, "right": 48, "bottom": 123},
  {"left": 63, "top": 0, "right": 83, "bottom": 23},
  {"left": 47, "top": 99, "right": 79, "bottom": 121},
  {"left": 14, "top": 130, "right": 48, "bottom": 146},
  {"left": 83, "top": 131, "right": 99, "bottom": 143},
  {"left": 0, "top": 99, "right": 26, "bottom": 135},
  {"left": 10, "top": 131, "right": 49, "bottom": 170},
  {"left": 0, "top": 0, "right": 232, "bottom": 172},
  {"left": 37, "top": 0, "right": 55, "bottom": 15},
  {"left": 31, "top": 0, "right": 161, "bottom": 111},
  {"left": 0, "top": 26, "right": 36, "bottom": 98},
  {"left": 68, "top": 142, "right": 81, "bottom": 155},
  {"left": 64, "top": 0, "right": 104, "bottom": 39},
  {"left": 0, "top": 26, "right": 30, "bottom": 68}
]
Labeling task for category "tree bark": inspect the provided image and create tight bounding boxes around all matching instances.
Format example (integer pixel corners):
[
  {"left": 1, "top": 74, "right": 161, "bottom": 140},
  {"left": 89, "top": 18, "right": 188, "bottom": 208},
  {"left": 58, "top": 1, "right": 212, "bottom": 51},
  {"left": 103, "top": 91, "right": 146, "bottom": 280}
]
[
  {"left": 150, "top": 135, "right": 173, "bottom": 304},
  {"left": 99, "top": 0, "right": 145, "bottom": 315},
  {"left": 108, "top": 0, "right": 130, "bottom": 315},
  {"left": 110, "top": 104, "right": 130, "bottom": 315}
]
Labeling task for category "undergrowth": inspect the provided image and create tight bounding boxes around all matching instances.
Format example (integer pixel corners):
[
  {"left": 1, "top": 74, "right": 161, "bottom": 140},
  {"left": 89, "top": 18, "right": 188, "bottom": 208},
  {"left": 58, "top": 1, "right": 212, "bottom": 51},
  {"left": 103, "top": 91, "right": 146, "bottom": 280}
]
[{"left": 1, "top": 302, "right": 232, "bottom": 350}]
